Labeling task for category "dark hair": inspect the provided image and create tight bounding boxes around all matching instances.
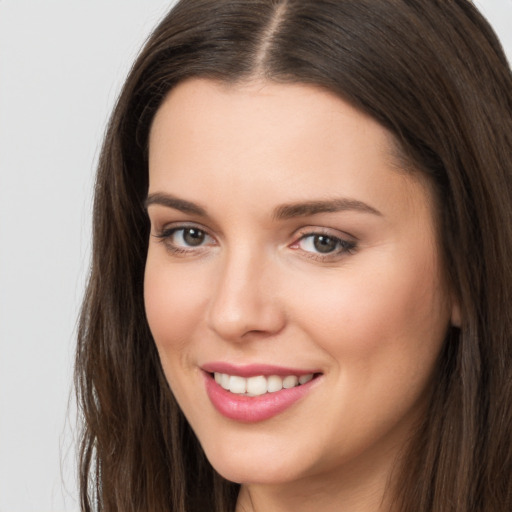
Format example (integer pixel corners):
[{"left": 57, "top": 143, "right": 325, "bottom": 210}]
[{"left": 76, "top": 1, "right": 512, "bottom": 510}]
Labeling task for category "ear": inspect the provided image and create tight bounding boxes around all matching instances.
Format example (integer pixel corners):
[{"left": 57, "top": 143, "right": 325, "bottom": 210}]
[{"left": 450, "top": 298, "right": 461, "bottom": 328}]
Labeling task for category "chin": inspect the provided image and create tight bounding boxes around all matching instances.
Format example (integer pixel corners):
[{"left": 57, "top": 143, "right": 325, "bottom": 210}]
[
  {"left": 201, "top": 437, "right": 310, "bottom": 485},
  {"left": 211, "top": 461, "right": 297, "bottom": 486}
]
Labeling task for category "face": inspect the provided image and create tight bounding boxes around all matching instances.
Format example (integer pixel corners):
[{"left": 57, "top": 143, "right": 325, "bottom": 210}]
[{"left": 145, "top": 79, "right": 456, "bottom": 494}]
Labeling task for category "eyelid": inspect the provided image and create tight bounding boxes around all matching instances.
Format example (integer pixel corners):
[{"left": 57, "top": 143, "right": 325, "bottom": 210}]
[
  {"left": 151, "top": 221, "right": 357, "bottom": 260},
  {"left": 291, "top": 225, "right": 357, "bottom": 243},
  {"left": 153, "top": 220, "right": 214, "bottom": 237},
  {"left": 289, "top": 226, "right": 357, "bottom": 260},
  {"left": 152, "top": 222, "right": 217, "bottom": 254}
]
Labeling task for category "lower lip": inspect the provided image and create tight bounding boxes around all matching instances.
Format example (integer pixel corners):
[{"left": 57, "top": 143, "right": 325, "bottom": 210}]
[{"left": 203, "top": 372, "right": 319, "bottom": 423}]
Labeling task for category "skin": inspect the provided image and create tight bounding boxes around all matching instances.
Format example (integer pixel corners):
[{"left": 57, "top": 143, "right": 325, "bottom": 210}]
[{"left": 144, "top": 78, "right": 459, "bottom": 512}]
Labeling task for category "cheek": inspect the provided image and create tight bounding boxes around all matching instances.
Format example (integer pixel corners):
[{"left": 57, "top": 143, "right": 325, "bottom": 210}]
[
  {"left": 287, "top": 249, "right": 450, "bottom": 373},
  {"left": 284, "top": 254, "right": 450, "bottom": 454},
  {"left": 144, "top": 256, "right": 214, "bottom": 417},
  {"left": 144, "top": 256, "right": 208, "bottom": 361}
]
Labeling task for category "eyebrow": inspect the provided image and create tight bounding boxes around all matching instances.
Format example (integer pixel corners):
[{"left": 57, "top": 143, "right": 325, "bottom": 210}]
[
  {"left": 145, "top": 192, "right": 382, "bottom": 219},
  {"left": 273, "top": 198, "right": 382, "bottom": 220},
  {"left": 145, "top": 193, "right": 207, "bottom": 216}
]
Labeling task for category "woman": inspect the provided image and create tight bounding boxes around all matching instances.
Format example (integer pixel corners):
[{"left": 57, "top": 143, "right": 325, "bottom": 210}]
[{"left": 76, "top": 1, "right": 512, "bottom": 511}]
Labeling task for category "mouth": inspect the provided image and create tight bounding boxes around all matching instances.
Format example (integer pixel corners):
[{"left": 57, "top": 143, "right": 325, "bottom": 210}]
[
  {"left": 201, "top": 364, "right": 323, "bottom": 422},
  {"left": 211, "top": 371, "right": 319, "bottom": 396}
]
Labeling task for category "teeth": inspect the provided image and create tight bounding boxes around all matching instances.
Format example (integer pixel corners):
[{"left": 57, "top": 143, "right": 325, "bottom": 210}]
[
  {"left": 267, "top": 375, "right": 283, "bottom": 393},
  {"left": 220, "top": 373, "right": 230, "bottom": 390},
  {"left": 283, "top": 375, "right": 298, "bottom": 389},
  {"left": 213, "top": 372, "right": 315, "bottom": 396},
  {"left": 299, "top": 374, "right": 313, "bottom": 385},
  {"left": 247, "top": 376, "right": 267, "bottom": 395},
  {"left": 229, "top": 375, "right": 246, "bottom": 394}
]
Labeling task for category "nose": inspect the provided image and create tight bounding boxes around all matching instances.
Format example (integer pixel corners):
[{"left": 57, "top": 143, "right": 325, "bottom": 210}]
[{"left": 206, "top": 248, "right": 286, "bottom": 342}]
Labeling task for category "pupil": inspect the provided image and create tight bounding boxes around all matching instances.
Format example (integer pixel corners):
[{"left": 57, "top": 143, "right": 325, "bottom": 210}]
[
  {"left": 183, "top": 228, "right": 205, "bottom": 246},
  {"left": 313, "top": 235, "right": 337, "bottom": 253}
]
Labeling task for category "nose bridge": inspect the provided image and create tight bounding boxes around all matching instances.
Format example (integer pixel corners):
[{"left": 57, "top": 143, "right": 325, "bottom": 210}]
[{"left": 207, "top": 243, "right": 284, "bottom": 341}]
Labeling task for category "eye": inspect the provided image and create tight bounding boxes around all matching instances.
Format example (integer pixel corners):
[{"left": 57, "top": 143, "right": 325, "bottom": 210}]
[
  {"left": 154, "top": 225, "right": 215, "bottom": 254},
  {"left": 300, "top": 234, "right": 340, "bottom": 253},
  {"left": 172, "top": 227, "right": 209, "bottom": 247},
  {"left": 293, "top": 232, "right": 356, "bottom": 259}
]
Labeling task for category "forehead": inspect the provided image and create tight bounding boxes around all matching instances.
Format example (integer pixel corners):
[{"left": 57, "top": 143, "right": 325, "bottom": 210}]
[
  {"left": 150, "top": 79, "right": 395, "bottom": 177},
  {"left": 148, "top": 78, "right": 432, "bottom": 223},
  {"left": 150, "top": 78, "right": 395, "bottom": 151}
]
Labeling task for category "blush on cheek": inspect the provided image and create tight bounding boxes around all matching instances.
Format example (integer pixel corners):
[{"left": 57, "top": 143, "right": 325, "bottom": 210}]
[
  {"left": 320, "top": 271, "right": 443, "bottom": 361},
  {"left": 144, "top": 264, "right": 208, "bottom": 355}
]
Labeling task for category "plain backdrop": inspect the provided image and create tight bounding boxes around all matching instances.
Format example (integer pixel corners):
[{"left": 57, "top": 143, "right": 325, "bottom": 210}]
[{"left": 0, "top": 1, "right": 510, "bottom": 511}]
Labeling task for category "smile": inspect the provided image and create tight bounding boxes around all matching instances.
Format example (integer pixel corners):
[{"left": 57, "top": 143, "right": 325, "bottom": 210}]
[
  {"left": 213, "top": 372, "right": 314, "bottom": 396},
  {"left": 202, "top": 365, "right": 322, "bottom": 423}
]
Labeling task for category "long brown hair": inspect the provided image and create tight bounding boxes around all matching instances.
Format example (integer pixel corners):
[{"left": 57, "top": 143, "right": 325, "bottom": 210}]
[{"left": 76, "top": 1, "right": 512, "bottom": 510}]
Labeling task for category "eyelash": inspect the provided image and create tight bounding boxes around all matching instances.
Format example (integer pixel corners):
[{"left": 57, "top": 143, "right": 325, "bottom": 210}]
[
  {"left": 291, "top": 231, "right": 357, "bottom": 261},
  {"left": 154, "top": 225, "right": 216, "bottom": 255},
  {"left": 153, "top": 225, "right": 357, "bottom": 261}
]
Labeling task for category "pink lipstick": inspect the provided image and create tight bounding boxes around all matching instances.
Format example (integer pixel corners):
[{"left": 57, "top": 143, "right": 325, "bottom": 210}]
[{"left": 202, "top": 363, "right": 321, "bottom": 423}]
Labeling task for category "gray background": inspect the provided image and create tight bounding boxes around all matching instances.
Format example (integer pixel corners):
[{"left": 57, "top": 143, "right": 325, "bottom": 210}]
[{"left": 0, "top": 1, "right": 510, "bottom": 510}]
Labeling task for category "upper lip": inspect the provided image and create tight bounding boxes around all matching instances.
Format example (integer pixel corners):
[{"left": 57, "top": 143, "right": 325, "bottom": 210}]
[{"left": 201, "top": 362, "right": 321, "bottom": 378}]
